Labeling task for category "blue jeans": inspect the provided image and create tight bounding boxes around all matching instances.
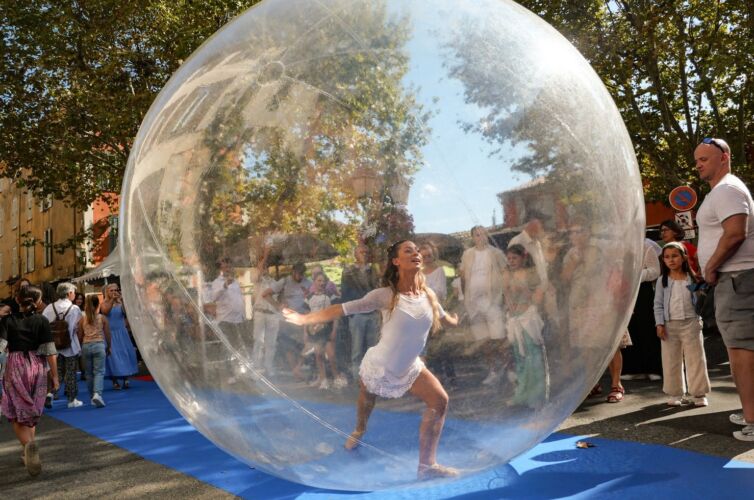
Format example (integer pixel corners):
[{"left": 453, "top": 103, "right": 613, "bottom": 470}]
[
  {"left": 82, "top": 342, "right": 106, "bottom": 397},
  {"left": 349, "top": 312, "right": 379, "bottom": 380}
]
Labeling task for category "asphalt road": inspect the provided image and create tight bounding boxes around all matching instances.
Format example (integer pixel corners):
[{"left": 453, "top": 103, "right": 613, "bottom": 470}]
[{"left": 1, "top": 334, "right": 751, "bottom": 498}]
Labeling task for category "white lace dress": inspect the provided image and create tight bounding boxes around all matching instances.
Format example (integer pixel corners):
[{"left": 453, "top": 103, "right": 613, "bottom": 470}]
[{"left": 342, "top": 287, "right": 445, "bottom": 398}]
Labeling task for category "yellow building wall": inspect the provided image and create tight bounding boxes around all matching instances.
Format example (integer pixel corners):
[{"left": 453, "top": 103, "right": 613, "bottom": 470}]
[{"left": 0, "top": 178, "right": 84, "bottom": 299}]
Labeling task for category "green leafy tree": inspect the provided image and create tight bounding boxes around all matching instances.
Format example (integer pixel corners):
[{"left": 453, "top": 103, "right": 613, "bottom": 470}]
[
  {"left": 182, "top": 1, "right": 429, "bottom": 267},
  {"left": 0, "top": 1, "right": 261, "bottom": 206},
  {"left": 516, "top": 0, "right": 753, "bottom": 199}
]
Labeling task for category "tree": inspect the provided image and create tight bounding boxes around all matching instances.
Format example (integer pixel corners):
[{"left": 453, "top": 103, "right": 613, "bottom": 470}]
[
  {"left": 516, "top": 0, "right": 753, "bottom": 199},
  {"left": 141, "top": 0, "right": 430, "bottom": 269},
  {"left": 0, "top": 0, "right": 261, "bottom": 209}
]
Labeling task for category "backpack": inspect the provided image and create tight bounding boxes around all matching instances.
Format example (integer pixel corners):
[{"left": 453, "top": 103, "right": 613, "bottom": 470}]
[{"left": 51, "top": 303, "right": 74, "bottom": 350}]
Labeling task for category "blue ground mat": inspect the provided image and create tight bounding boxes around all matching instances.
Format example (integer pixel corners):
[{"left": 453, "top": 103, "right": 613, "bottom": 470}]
[{"left": 48, "top": 380, "right": 754, "bottom": 499}]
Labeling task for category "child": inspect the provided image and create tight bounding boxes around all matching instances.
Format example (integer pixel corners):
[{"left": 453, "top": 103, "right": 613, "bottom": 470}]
[
  {"left": 653, "top": 242, "right": 711, "bottom": 407},
  {"left": 502, "top": 245, "right": 546, "bottom": 407},
  {"left": 304, "top": 272, "right": 343, "bottom": 390}
]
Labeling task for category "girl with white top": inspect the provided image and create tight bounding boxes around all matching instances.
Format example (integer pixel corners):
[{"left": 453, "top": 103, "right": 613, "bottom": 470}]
[
  {"left": 653, "top": 242, "right": 711, "bottom": 407},
  {"left": 284, "top": 240, "right": 459, "bottom": 480},
  {"left": 419, "top": 241, "right": 447, "bottom": 302}
]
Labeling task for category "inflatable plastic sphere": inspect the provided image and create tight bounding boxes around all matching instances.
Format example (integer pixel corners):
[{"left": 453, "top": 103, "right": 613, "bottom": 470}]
[{"left": 120, "top": 0, "right": 644, "bottom": 491}]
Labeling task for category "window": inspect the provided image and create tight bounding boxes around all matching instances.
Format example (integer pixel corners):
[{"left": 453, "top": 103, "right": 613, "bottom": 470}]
[
  {"left": 26, "top": 191, "right": 34, "bottom": 220},
  {"left": 108, "top": 214, "right": 119, "bottom": 252},
  {"left": 44, "top": 228, "right": 53, "bottom": 267},
  {"left": 11, "top": 246, "right": 18, "bottom": 276},
  {"left": 11, "top": 197, "right": 18, "bottom": 229},
  {"left": 39, "top": 194, "right": 52, "bottom": 212},
  {"left": 25, "top": 243, "right": 34, "bottom": 273}
]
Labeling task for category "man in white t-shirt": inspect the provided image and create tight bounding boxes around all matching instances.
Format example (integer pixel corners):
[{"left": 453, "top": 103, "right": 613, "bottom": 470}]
[
  {"left": 209, "top": 258, "right": 248, "bottom": 382},
  {"left": 695, "top": 137, "right": 754, "bottom": 441}
]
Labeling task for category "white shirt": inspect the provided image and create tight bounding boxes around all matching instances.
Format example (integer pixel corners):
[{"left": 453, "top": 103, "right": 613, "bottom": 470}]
[
  {"left": 343, "top": 288, "right": 445, "bottom": 389},
  {"left": 423, "top": 266, "right": 447, "bottom": 303},
  {"left": 640, "top": 239, "right": 662, "bottom": 283},
  {"left": 210, "top": 275, "right": 245, "bottom": 324},
  {"left": 42, "top": 299, "right": 82, "bottom": 357},
  {"left": 467, "top": 248, "right": 492, "bottom": 310},
  {"left": 697, "top": 173, "right": 754, "bottom": 272},
  {"left": 668, "top": 279, "right": 696, "bottom": 320},
  {"left": 269, "top": 276, "right": 312, "bottom": 313}
]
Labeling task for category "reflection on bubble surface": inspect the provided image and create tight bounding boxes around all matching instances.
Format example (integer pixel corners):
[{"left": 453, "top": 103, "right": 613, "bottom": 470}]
[{"left": 121, "top": 0, "right": 644, "bottom": 490}]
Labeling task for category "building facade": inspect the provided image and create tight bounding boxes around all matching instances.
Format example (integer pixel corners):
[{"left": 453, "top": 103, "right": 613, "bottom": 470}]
[{"left": 0, "top": 177, "right": 92, "bottom": 298}]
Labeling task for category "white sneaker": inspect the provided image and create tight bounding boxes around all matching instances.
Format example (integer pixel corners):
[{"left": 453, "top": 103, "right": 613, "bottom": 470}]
[
  {"left": 318, "top": 379, "right": 331, "bottom": 390},
  {"left": 647, "top": 374, "right": 662, "bottom": 381},
  {"left": 482, "top": 371, "right": 500, "bottom": 385},
  {"left": 733, "top": 425, "right": 754, "bottom": 442},
  {"left": 333, "top": 375, "right": 348, "bottom": 389},
  {"left": 692, "top": 396, "right": 708, "bottom": 407},
  {"left": 667, "top": 397, "right": 684, "bottom": 407},
  {"left": 91, "top": 393, "right": 106, "bottom": 408},
  {"left": 620, "top": 374, "right": 645, "bottom": 381},
  {"left": 730, "top": 413, "right": 748, "bottom": 426},
  {"left": 67, "top": 399, "right": 84, "bottom": 408}
]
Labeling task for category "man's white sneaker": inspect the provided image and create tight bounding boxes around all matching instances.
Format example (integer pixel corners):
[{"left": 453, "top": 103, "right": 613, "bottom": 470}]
[
  {"left": 91, "top": 393, "right": 106, "bottom": 408},
  {"left": 730, "top": 413, "right": 748, "bottom": 426},
  {"left": 647, "top": 374, "right": 662, "bottom": 381},
  {"left": 733, "top": 425, "right": 754, "bottom": 442},
  {"left": 67, "top": 399, "right": 84, "bottom": 408}
]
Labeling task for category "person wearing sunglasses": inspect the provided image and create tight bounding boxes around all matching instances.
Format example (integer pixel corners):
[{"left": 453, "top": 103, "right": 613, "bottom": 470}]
[{"left": 695, "top": 137, "right": 754, "bottom": 441}]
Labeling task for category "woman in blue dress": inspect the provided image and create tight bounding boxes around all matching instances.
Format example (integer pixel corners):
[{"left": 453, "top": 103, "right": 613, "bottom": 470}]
[{"left": 101, "top": 284, "right": 138, "bottom": 389}]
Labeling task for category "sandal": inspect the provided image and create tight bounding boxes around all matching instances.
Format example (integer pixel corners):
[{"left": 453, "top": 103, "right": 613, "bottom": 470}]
[
  {"left": 587, "top": 384, "right": 603, "bottom": 398},
  {"left": 418, "top": 463, "right": 460, "bottom": 480},
  {"left": 112, "top": 382, "right": 122, "bottom": 390},
  {"left": 344, "top": 430, "right": 365, "bottom": 451},
  {"left": 606, "top": 386, "right": 624, "bottom": 403}
]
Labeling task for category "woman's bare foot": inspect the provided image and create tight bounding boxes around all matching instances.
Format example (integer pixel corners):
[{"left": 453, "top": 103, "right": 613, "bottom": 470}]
[
  {"left": 344, "top": 430, "right": 365, "bottom": 450},
  {"left": 417, "top": 463, "right": 459, "bottom": 480}
]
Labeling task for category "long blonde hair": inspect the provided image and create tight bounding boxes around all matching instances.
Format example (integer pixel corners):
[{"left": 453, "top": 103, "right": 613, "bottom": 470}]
[{"left": 382, "top": 241, "right": 442, "bottom": 333}]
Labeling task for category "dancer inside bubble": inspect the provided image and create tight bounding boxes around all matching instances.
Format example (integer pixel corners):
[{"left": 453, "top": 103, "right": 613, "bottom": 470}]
[{"left": 283, "top": 240, "right": 460, "bottom": 479}]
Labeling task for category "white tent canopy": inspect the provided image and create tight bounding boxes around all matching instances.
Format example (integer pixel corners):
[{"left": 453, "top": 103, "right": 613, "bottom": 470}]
[{"left": 72, "top": 248, "right": 121, "bottom": 283}]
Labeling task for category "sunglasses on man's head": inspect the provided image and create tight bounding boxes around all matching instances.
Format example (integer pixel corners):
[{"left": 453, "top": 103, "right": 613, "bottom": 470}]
[{"left": 702, "top": 137, "right": 725, "bottom": 154}]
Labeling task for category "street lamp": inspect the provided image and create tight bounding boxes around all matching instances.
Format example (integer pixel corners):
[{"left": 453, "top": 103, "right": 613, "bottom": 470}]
[{"left": 350, "top": 164, "right": 382, "bottom": 199}]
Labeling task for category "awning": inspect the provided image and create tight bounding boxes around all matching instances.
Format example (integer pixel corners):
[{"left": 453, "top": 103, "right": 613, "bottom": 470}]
[{"left": 72, "top": 249, "right": 121, "bottom": 283}]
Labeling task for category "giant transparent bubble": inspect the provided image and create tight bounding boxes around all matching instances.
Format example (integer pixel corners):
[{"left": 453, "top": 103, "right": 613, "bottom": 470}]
[{"left": 120, "top": 0, "right": 644, "bottom": 491}]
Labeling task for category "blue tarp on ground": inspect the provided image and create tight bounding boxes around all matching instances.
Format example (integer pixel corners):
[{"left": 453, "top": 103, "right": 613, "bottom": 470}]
[{"left": 48, "top": 380, "right": 754, "bottom": 499}]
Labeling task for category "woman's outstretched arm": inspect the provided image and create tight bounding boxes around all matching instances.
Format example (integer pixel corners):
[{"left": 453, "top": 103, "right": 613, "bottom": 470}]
[{"left": 283, "top": 304, "right": 345, "bottom": 326}]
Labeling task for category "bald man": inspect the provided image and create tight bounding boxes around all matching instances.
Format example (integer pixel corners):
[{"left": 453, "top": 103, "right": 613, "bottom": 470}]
[{"left": 695, "top": 137, "right": 754, "bottom": 441}]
